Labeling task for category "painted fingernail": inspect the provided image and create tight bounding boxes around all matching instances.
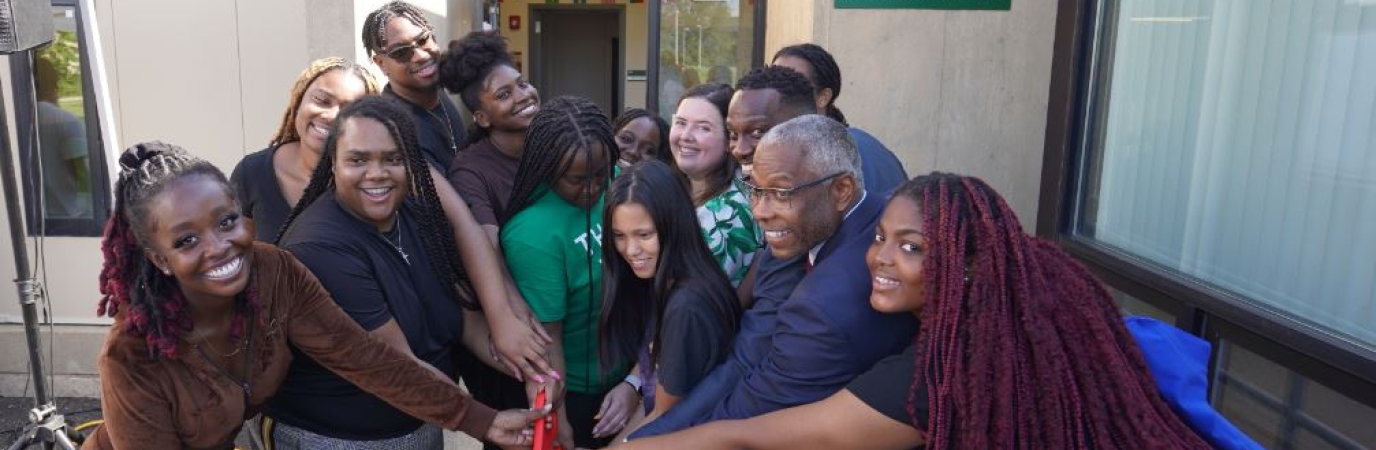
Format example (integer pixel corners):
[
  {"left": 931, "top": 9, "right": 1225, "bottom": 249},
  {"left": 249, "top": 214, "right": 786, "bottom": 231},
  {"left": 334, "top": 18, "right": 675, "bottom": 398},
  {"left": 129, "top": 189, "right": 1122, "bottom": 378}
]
[
  {"left": 534, "top": 375, "right": 545, "bottom": 384},
  {"left": 551, "top": 370, "right": 562, "bottom": 380}
]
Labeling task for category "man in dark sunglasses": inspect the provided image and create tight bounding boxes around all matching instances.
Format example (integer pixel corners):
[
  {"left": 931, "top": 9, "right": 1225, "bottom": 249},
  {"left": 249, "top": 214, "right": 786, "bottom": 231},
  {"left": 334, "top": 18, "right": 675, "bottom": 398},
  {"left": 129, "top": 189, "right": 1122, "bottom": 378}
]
[{"left": 363, "top": 1, "right": 467, "bottom": 170}]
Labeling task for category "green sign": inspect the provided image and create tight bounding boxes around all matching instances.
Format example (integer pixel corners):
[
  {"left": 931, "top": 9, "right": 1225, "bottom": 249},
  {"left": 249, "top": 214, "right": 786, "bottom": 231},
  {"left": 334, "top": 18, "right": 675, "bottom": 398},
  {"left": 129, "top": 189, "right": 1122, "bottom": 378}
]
[{"left": 836, "top": 0, "right": 1011, "bottom": 10}]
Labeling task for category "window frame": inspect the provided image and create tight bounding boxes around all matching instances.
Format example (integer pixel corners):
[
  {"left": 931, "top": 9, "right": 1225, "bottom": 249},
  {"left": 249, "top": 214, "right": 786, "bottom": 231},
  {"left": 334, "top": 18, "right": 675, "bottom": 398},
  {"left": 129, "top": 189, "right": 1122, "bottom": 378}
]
[
  {"left": 8, "top": 0, "right": 111, "bottom": 237},
  {"left": 1038, "top": 0, "right": 1376, "bottom": 413}
]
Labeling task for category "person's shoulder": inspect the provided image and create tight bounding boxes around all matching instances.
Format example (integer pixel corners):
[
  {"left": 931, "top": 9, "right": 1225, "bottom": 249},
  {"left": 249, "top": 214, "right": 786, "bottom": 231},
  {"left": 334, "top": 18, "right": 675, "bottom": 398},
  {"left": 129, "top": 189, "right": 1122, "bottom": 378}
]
[
  {"left": 846, "top": 126, "right": 882, "bottom": 143},
  {"left": 278, "top": 195, "right": 352, "bottom": 244},
  {"left": 234, "top": 146, "right": 276, "bottom": 174},
  {"left": 97, "top": 323, "right": 163, "bottom": 375}
]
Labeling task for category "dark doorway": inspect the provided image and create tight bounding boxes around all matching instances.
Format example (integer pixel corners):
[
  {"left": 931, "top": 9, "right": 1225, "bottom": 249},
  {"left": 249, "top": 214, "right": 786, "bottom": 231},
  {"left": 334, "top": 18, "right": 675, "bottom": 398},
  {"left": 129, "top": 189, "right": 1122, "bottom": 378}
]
[{"left": 530, "top": 6, "right": 624, "bottom": 115}]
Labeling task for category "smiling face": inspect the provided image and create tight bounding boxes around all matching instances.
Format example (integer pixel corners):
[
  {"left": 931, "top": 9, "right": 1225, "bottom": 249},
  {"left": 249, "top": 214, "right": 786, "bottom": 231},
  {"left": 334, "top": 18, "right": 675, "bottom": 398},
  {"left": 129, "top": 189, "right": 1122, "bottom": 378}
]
[
  {"left": 553, "top": 141, "right": 612, "bottom": 209},
  {"left": 611, "top": 202, "right": 660, "bottom": 279},
  {"left": 142, "top": 174, "right": 255, "bottom": 305},
  {"left": 294, "top": 70, "right": 370, "bottom": 155},
  {"left": 866, "top": 195, "right": 927, "bottom": 313},
  {"left": 474, "top": 64, "right": 541, "bottom": 133},
  {"left": 333, "top": 117, "right": 409, "bottom": 231},
  {"left": 727, "top": 88, "right": 791, "bottom": 176},
  {"left": 749, "top": 140, "right": 850, "bottom": 260},
  {"left": 669, "top": 98, "right": 729, "bottom": 181},
  {"left": 372, "top": 17, "right": 441, "bottom": 94},
  {"left": 616, "top": 117, "right": 662, "bottom": 165}
]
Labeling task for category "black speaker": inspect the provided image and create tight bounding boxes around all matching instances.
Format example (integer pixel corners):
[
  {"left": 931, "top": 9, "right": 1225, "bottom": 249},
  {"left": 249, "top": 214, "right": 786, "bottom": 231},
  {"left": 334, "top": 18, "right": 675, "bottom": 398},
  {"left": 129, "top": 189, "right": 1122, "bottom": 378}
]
[{"left": 0, "top": 0, "right": 54, "bottom": 54}]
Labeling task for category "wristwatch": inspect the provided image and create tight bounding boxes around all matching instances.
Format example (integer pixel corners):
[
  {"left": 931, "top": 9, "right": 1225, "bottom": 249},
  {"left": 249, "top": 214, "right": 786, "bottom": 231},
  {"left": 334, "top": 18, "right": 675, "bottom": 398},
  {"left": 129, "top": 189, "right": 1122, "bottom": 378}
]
[{"left": 623, "top": 373, "right": 643, "bottom": 392}]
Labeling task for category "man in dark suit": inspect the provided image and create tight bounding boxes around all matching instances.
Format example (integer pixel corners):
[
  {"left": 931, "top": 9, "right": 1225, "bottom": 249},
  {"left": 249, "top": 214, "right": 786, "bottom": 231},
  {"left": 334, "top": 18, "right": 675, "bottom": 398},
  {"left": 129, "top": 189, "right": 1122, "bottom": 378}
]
[{"left": 629, "top": 115, "right": 917, "bottom": 439}]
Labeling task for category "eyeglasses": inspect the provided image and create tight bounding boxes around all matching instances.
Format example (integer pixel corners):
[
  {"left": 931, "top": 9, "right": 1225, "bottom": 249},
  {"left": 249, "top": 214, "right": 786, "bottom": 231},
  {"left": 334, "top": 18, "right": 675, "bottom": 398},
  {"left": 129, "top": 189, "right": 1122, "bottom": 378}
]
[
  {"left": 381, "top": 31, "right": 434, "bottom": 62},
  {"left": 739, "top": 172, "right": 845, "bottom": 210}
]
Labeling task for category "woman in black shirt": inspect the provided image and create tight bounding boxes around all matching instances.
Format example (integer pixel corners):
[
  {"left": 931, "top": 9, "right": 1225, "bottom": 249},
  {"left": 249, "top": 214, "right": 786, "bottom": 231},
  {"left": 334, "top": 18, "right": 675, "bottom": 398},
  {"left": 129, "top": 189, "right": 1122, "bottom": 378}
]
[
  {"left": 618, "top": 173, "right": 1210, "bottom": 450},
  {"left": 262, "top": 96, "right": 537, "bottom": 449},
  {"left": 231, "top": 58, "right": 378, "bottom": 242},
  {"left": 600, "top": 160, "right": 742, "bottom": 439}
]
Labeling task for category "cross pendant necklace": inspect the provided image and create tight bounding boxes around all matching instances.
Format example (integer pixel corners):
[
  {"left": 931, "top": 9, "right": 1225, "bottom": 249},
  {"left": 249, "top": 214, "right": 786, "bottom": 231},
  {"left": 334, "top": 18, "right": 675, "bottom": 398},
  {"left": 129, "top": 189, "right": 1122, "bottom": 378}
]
[{"left": 384, "top": 215, "right": 410, "bottom": 265}]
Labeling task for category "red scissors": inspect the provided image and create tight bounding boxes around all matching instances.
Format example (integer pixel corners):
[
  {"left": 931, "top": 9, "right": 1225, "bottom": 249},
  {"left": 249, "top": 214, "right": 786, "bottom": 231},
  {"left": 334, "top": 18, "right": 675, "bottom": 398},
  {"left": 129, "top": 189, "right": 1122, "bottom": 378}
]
[{"left": 533, "top": 387, "right": 563, "bottom": 450}]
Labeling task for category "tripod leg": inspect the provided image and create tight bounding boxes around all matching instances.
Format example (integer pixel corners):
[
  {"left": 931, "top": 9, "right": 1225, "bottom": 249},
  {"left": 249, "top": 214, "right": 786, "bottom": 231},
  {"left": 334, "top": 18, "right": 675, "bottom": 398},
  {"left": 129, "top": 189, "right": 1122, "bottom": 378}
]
[
  {"left": 51, "top": 428, "right": 77, "bottom": 450},
  {"left": 5, "top": 428, "right": 35, "bottom": 450}
]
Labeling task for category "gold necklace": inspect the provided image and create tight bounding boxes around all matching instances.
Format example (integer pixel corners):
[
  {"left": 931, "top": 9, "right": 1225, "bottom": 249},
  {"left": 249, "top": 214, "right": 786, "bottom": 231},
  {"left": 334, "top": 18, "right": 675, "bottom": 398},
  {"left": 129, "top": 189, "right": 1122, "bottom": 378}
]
[{"left": 184, "top": 330, "right": 246, "bottom": 358}]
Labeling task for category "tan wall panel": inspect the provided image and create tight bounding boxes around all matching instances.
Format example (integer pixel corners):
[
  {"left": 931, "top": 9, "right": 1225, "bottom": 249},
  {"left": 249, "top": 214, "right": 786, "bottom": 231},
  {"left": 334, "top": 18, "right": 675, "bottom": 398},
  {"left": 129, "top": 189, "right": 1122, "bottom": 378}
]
[
  {"left": 806, "top": 0, "right": 1058, "bottom": 228},
  {"left": 237, "top": 0, "right": 311, "bottom": 152},
  {"left": 108, "top": 0, "right": 244, "bottom": 169},
  {"left": 764, "top": 0, "right": 818, "bottom": 66}
]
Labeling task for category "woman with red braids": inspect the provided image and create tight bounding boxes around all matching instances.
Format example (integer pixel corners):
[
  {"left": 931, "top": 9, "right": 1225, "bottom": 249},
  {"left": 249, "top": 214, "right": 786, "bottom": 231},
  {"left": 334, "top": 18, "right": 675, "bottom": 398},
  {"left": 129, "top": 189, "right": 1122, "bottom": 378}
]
[
  {"left": 84, "top": 141, "right": 546, "bottom": 449},
  {"left": 616, "top": 172, "right": 1211, "bottom": 450}
]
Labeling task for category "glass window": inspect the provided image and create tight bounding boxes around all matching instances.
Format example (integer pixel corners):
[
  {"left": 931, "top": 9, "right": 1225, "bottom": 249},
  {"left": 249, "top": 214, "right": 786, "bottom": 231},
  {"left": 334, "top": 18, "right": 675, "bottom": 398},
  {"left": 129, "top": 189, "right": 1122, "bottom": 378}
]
[
  {"left": 1078, "top": 0, "right": 1376, "bottom": 351},
  {"left": 656, "top": 0, "right": 756, "bottom": 118},
  {"left": 11, "top": 1, "right": 109, "bottom": 236},
  {"left": 1214, "top": 339, "right": 1376, "bottom": 449}
]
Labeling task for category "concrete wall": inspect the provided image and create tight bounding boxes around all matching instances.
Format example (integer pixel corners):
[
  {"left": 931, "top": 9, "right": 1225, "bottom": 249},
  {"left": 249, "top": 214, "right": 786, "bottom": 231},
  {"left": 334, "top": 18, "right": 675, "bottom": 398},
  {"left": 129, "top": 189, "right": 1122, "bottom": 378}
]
[
  {"left": 767, "top": 0, "right": 1057, "bottom": 228},
  {"left": 498, "top": 0, "right": 650, "bottom": 110}
]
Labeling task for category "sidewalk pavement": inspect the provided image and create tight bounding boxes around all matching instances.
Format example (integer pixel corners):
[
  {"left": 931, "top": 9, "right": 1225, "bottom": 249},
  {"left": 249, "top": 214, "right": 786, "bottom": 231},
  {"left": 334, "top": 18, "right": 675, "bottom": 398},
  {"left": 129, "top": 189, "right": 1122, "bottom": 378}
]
[{"left": 0, "top": 396, "right": 481, "bottom": 449}]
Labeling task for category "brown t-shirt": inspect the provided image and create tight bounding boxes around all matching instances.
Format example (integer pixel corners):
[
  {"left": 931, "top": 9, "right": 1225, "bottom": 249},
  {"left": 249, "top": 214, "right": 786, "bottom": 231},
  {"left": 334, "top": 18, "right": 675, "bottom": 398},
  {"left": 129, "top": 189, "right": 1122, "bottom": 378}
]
[
  {"left": 447, "top": 138, "right": 520, "bottom": 226},
  {"left": 82, "top": 242, "right": 496, "bottom": 450}
]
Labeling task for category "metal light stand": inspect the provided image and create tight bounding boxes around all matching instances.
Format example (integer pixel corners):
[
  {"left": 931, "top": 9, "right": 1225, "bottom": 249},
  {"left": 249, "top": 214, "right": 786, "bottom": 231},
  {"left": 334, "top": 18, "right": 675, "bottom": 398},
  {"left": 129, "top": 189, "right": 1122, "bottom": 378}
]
[{"left": 1, "top": 48, "right": 78, "bottom": 450}]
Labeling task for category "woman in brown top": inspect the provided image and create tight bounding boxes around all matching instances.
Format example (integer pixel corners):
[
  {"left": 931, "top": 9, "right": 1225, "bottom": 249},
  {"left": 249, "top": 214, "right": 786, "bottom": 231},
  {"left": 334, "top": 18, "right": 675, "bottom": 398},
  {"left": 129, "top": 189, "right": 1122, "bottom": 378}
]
[{"left": 83, "top": 141, "right": 546, "bottom": 449}]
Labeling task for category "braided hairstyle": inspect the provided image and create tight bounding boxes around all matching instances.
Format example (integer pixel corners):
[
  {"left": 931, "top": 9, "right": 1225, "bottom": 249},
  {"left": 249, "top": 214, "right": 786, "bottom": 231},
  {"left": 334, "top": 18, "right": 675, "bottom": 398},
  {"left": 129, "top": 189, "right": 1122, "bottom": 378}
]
[
  {"left": 438, "top": 31, "right": 517, "bottom": 146},
  {"left": 361, "top": 1, "right": 433, "bottom": 57},
  {"left": 673, "top": 83, "right": 737, "bottom": 206},
  {"left": 276, "top": 96, "right": 477, "bottom": 308},
  {"left": 612, "top": 108, "right": 673, "bottom": 166},
  {"left": 735, "top": 66, "right": 817, "bottom": 117},
  {"left": 270, "top": 57, "right": 380, "bottom": 147},
  {"left": 894, "top": 173, "right": 1209, "bottom": 449},
  {"left": 97, "top": 142, "right": 260, "bottom": 359},
  {"left": 773, "top": 44, "right": 848, "bottom": 126},
  {"left": 501, "top": 96, "right": 620, "bottom": 225}
]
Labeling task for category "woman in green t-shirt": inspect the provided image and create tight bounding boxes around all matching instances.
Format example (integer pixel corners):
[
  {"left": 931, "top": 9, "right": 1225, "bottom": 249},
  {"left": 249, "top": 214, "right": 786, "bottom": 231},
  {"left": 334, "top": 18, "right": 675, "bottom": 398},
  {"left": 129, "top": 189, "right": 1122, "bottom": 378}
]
[{"left": 499, "top": 96, "right": 628, "bottom": 449}]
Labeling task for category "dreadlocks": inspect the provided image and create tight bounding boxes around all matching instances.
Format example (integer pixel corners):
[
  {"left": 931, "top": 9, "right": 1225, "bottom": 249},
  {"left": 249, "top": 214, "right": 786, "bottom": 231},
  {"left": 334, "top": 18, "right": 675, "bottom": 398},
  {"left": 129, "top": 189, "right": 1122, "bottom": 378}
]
[
  {"left": 269, "top": 57, "right": 380, "bottom": 147},
  {"left": 276, "top": 96, "right": 477, "bottom": 308},
  {"left": 438, "top": 31, "right": 516, "bottom": 146},
  {"left": 361, "top": 1, "right": 432, "bottom": 56},
  {"left": 501, "top": 96, "right": 620, "bottom": 225},
  {"left": 97, "top": 142, "right": 260, "bottom": 359},
  {"left": 895, "top": 173, "right": 1210, "bottom": 449},
  {"left": 773, "top": 43, "right": 848, "bottom": 126}
]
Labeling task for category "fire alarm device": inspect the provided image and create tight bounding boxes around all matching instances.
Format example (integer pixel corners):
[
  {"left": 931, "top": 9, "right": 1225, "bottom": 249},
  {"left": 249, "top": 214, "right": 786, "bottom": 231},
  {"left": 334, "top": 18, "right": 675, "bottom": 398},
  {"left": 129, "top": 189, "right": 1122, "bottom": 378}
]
[{"left": 509, "top": 15, "right": 520, "bottom": 31}]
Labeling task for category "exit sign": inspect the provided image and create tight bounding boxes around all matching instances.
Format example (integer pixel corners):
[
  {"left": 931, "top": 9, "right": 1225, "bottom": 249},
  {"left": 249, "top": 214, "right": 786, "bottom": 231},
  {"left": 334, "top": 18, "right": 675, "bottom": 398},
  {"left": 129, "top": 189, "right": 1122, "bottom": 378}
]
[{"left": 836, "top": 0, "right": 1011, "bottom": 10}]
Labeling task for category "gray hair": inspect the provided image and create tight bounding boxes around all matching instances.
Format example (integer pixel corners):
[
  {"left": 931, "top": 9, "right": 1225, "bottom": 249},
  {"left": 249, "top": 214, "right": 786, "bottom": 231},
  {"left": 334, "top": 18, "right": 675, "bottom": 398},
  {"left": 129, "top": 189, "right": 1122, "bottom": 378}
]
[{"left": 758, "top": 114, "right": 864, "bottom": 188}]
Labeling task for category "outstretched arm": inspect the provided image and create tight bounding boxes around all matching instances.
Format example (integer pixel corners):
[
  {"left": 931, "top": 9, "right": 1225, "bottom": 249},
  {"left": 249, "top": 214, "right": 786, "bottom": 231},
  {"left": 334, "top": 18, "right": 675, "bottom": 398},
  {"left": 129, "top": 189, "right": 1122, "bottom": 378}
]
[
  {"left": 429, "top": 165, "right": 554, "bottom": 382},
  {"left": 615, "top": 389, "right": 923, "bottom": 450}
]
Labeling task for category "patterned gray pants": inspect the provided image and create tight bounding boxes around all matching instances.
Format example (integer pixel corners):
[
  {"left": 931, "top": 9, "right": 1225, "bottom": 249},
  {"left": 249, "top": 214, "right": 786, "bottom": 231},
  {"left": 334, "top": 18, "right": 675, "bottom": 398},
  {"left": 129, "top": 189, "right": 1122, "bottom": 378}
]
[{"left": 247, "top": 415, "right": 444, "bottom": 450}]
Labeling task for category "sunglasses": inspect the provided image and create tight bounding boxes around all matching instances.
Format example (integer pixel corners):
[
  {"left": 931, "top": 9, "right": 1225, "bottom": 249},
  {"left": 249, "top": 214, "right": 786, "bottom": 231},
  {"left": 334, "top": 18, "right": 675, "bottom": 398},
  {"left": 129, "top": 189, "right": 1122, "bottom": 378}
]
[{"left": 381, "top": 31, "right": 434, "bottom": 62}]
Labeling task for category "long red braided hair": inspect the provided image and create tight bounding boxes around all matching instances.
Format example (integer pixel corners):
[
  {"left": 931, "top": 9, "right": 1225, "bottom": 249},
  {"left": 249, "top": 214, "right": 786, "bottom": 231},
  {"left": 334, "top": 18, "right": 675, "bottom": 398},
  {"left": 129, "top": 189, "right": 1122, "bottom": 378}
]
[{"left": 898, "top": 173, "right": 1209, "bottom": 449}]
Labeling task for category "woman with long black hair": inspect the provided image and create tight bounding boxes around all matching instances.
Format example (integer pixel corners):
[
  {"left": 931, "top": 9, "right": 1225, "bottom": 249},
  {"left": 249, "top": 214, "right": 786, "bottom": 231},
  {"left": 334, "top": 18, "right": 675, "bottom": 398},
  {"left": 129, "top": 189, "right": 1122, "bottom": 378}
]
[{"left": 599, "top": 160, "right": 742, "bottom": 438}]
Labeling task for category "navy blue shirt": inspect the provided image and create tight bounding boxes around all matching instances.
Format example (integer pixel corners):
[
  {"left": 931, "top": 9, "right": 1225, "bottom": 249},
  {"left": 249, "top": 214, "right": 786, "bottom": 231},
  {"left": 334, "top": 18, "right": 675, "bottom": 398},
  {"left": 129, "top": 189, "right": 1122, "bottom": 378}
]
[
  {"left": 383, "top": 85, "right": 467, "bottom": 170},
  {"left": 268, "top": 193, "right": 466, "bottom": 439},
  {"left": 849, "top": 127, "right": 908, "bottom": 194}
]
